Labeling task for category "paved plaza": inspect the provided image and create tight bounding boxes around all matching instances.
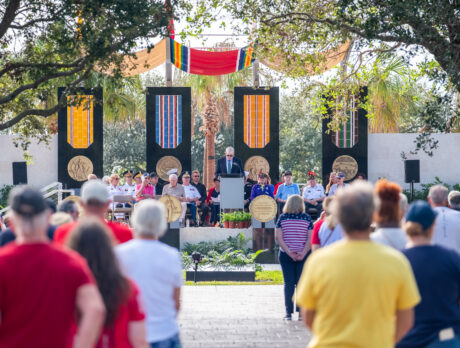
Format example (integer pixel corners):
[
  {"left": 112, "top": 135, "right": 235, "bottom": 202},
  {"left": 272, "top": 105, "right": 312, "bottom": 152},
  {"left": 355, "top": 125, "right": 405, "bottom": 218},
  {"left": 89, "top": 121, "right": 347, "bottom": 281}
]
[{"left": 178, "top": 285, "right": 311, "bottom": 348}]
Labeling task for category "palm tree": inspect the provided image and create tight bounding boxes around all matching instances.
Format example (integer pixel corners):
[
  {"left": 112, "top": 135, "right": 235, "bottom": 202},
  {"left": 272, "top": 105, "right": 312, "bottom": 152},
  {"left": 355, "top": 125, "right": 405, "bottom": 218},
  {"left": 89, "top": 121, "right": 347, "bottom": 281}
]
[{"left": 180, "top": 60, "right": 252, "bottom": 188}]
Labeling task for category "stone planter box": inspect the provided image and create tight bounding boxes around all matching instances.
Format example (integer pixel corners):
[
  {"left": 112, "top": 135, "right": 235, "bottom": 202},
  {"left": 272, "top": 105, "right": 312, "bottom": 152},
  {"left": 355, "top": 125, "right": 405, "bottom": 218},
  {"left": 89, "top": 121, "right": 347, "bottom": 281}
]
[{"left": 185, "top": 271, "right": 256, "bottom": 282}]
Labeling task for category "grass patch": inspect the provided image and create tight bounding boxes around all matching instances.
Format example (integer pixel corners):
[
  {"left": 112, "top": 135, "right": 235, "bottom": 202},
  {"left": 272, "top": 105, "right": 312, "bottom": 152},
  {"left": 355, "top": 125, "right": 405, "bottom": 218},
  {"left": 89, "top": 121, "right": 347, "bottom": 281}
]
[{"left": 184, "top": 270, "right": 284, "bottom": 285}]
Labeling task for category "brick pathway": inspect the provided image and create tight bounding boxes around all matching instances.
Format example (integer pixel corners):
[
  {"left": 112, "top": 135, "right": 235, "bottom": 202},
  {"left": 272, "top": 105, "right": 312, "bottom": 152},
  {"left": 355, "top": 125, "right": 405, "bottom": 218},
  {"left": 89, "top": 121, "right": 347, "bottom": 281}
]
[{"left": 178, "top": 285, "right": 312, "bottom": 348}]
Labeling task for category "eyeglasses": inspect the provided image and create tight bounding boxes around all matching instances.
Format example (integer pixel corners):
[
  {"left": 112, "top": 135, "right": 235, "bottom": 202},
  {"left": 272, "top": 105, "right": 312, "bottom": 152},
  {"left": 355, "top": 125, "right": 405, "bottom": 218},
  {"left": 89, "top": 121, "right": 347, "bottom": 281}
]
[
  {"left": 193, "top": 175, "right": 200, "bottom": 178},
  {"left": 226, "top": 154, "right": 234, "bottom": 157}
]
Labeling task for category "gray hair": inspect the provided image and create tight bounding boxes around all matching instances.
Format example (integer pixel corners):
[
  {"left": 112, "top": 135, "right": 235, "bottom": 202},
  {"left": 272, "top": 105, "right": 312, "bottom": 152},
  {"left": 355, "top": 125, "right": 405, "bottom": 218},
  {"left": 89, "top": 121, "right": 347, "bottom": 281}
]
[
  {"left": 169, "top": 173, "right": 178, "bottom": 181},
  {"left": 399, "top": 193, "right": 409, "bottom": 214},
  {"left": 428, "top": 185, "right": 449, "bottom": 205},
  {"left": 448, "top": 190, "right": 460, "bottom": 211},
  {"left": 131, "top": 200, "right": 167, "bottom": 238},
  {"left": 225, "top": 146, "right": 235, "bottom": 155},
  {"left": 57, "top": 200, "right": 77, "bottom": 214},
  {"left": 332, "top": 181, "right": 376, "bottom": 233}
]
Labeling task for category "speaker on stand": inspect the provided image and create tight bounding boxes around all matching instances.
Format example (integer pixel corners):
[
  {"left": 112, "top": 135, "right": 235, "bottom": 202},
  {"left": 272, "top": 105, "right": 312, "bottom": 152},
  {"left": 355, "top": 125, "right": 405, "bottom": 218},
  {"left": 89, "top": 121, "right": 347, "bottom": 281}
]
[{"left": 404, "top": 160, "right": 420, "bottom": 201}]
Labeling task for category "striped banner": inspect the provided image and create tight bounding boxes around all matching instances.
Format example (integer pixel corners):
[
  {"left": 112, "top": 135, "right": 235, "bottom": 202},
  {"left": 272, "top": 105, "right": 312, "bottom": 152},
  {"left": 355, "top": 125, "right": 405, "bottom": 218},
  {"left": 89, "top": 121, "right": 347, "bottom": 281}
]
[
  {"left": 169, "top": 38, "right": 255, "bottom": 75},
  {"left": 244, "top": 95, "right": 270, "bottom": 148},
  {"left": 67, "top": 95, "right": 93, "bottom": 149},
  {"left": 155, "top": 95, "right": 182, "bottom": 148},
  {"left": 332, "top": 96, "right": 358, "bottom": 148}
]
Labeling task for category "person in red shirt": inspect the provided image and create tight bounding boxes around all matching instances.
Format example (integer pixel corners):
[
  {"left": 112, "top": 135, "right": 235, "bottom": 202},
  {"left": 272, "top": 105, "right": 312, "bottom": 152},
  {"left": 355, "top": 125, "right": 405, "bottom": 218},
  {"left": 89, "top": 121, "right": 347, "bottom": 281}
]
[
  {"left": 67, "top": 217, "right": 146, "bottom": 348},
  {"left": 54, "top": 180, "right": 133, "bottom": 246},
  {"left": 0, "top": 186, "right": 105, "bottom": 348},
  {"left": 274, "top": 171, "right": 286, "bottom": 196},
  {"left": 311, "top": 196, "right": 334, "bottom": 252}
]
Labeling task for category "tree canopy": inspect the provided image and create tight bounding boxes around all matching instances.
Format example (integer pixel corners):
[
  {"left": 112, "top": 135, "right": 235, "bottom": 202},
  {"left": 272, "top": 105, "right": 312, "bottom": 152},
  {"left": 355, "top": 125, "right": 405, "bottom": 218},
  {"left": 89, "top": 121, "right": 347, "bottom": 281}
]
[
  {"left": 181, "top": 0, "right": 460, "bottom": 92},
  {"left": 0, "top": 0, "right": 171, "bottom": 134}
]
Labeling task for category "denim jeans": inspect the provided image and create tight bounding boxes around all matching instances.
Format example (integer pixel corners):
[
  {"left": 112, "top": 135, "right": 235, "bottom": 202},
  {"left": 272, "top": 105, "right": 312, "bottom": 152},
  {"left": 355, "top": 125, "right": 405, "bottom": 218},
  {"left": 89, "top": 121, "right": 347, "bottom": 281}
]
[
  {"left": 210, "top": 203, "right": 220, "bottom": 224},
  {"left": 279, "top": 250, "right": 309, "bottom": 315},
  {"left": 150, "top": 333, "right": 182, "bottom": 348},
  {"left": 425, "top": 335, "right": 460, "bottom": 348},
  {"left": 187, "top": 202, "right": 197, "bottom": 224}
]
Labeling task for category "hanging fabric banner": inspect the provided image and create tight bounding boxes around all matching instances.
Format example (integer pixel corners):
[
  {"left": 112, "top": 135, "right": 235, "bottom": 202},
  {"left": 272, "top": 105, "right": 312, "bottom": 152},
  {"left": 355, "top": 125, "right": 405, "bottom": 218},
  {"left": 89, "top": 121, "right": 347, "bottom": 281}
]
[
  {"left": 331, "top": 96, "right": 358, "bottom": 148},
  {"left": 67, "top": 95, "right": 94, "bottom": 149},
  {"left": 155, "top": 95, "right": 182, "bottom": 149},
  {"left": 169, "top": 38, "right": 255, "bottom": 75},
  {"left": 243, "top": 95, "right": 270, "bottom": 148}
]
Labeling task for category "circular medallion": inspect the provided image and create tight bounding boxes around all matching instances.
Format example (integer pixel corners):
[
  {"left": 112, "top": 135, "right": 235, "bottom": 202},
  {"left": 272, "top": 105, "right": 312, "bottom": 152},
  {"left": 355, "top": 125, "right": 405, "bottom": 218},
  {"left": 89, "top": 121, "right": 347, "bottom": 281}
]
[
  {"left": 244, "top": 156, "right": 270, "bottom": 182},
  {"left": 158, "top": 195, "right": 182, "bottom": 223},
  {"left": 67, "top": 156, "right": 93, "bottom": 182},
  {"left": 332, "top": 155, "right": 358, "bottom": 181},
  {"left": 250, "top": 195, "right": 278, "bottom": 223},
  {"left": 156, "top": 156, "right": 182, "bottom": 181}
]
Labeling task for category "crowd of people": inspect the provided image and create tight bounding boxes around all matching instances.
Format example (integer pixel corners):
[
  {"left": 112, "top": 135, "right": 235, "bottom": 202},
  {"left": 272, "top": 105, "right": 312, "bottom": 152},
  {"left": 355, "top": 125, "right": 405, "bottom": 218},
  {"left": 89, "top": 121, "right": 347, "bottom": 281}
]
[{"left": 275, "top": 179, "right": 460, "bottom": 347}]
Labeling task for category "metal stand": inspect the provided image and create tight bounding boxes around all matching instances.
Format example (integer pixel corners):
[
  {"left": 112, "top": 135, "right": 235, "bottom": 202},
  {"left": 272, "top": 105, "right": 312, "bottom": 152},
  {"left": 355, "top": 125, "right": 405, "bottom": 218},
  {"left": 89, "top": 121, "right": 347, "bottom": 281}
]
[{"left": 410, "top": 180, "right": 414, "bottom": 201}]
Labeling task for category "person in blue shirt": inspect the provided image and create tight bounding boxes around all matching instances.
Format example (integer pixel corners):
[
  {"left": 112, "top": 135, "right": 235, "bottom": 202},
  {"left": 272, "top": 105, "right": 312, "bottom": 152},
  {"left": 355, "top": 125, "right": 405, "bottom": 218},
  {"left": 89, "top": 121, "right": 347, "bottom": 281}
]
[
  {"left": 275, "top": 171, "right": 300, "bottom": 210},
  {"left": 250, "top": 173, "right": 274, "bottom": 200},
  {"left": 398, "top": 201, "right": 460, "bottom": 348}
]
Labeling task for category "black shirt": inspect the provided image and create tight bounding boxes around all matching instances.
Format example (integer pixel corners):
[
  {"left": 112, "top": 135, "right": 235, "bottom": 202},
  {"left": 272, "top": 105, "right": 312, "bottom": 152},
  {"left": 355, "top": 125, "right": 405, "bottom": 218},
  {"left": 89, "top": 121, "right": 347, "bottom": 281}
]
[{"left": 192, "top": 182, "right": 207, "bottom": 204}]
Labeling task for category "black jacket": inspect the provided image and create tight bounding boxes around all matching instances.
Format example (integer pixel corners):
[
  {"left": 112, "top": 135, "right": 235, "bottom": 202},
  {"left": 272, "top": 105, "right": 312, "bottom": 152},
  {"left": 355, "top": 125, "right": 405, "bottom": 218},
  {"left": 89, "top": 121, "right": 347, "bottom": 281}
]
[{"left": 215, "top": 157, "right": 244, "bottom": 177}]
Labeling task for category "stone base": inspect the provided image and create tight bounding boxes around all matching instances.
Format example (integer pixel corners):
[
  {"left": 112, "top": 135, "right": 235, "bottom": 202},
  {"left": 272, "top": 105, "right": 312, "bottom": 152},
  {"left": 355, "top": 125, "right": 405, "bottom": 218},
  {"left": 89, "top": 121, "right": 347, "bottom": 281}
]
[{"left": 185, "top": 271, "right": 255, "bottom": 282}]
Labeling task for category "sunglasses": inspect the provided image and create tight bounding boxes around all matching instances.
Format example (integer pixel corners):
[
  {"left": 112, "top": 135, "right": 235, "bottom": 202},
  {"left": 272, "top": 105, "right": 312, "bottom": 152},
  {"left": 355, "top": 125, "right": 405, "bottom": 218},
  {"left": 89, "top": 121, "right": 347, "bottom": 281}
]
[{"left": 226, "top": 154, "right": 234, "bottom": 157}]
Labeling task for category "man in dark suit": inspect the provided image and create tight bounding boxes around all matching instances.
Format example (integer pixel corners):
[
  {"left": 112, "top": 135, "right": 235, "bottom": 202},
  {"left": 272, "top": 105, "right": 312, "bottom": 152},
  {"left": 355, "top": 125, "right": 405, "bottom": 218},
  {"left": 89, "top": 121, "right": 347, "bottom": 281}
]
[{"left": 215, "top": 146, "right": 244, "bottom": 177}]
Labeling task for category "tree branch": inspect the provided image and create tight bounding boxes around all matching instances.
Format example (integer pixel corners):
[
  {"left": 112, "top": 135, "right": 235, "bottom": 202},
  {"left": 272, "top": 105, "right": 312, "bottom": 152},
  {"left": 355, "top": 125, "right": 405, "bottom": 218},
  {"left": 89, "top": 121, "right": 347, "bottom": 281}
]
[
  {"left": 0, "top": 60, "right": 89, "bottom": 105},
  {"left": 0, "top": 58, "right": 85, "bottom": 79},
  {"left": 0, "top": 66, "right": 93, "bottom": 130},
  {"left": 0, "top": 0, "right": 20, "bottom": 39}
]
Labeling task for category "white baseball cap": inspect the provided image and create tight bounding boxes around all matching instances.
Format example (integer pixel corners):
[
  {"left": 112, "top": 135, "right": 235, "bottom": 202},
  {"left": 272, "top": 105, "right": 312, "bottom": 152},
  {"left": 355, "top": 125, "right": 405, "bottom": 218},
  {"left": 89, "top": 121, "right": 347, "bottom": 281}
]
[{"left": 81, "top": 180, "right": 109, "bottom": 204}]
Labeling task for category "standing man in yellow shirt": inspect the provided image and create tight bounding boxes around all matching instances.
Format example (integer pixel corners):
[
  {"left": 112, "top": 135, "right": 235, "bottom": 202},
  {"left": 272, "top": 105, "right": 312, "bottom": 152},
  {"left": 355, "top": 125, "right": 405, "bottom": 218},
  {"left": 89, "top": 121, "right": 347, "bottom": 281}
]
[{"left": 296, "top": 181, "right": 421, "bottom": 348}]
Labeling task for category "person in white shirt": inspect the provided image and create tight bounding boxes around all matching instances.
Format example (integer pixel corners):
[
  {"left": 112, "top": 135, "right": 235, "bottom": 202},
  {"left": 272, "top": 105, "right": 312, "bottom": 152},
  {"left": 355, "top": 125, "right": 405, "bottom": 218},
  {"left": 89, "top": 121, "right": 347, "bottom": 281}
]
[
  {"left": 121, "top": 170, "right": 136, "bottom": 204},
  {"left": 116, "top": 200, "right": 182, "bottom": 348},
  {"left": 108, "top": 173, "right": 124, "bottom": 220},
  {"left": 302, "top": 171, "right": 326, "bottom": 213},
  {"left": 370, "top": 180, "right": 407, "bottom": 250},
  {"left": 327, "top": 172, "right": 349, "bottom": 196},
  {"left": 182, "top": 172, "right": 201, "bottom": 226},
  {"left": 428, "top": 185, "right": 460, "bottom": 253}
]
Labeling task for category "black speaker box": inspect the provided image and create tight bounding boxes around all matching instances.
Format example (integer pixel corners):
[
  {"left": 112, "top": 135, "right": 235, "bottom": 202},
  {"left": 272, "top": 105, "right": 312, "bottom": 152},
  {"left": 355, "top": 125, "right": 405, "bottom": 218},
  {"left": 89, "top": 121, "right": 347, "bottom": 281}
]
[
  {"left": 404, "top": 160, "right": 420, "bottom": 183},
  {"left": 12, "top": 162, "right": 27, "bottom": 185}
]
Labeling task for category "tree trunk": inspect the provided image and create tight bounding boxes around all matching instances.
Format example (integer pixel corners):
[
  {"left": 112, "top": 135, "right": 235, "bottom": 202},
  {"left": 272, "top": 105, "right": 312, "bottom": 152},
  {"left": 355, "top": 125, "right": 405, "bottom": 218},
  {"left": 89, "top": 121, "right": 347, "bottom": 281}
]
[{"left": 200, "top": 96, "right": 219, "bottom": 190}]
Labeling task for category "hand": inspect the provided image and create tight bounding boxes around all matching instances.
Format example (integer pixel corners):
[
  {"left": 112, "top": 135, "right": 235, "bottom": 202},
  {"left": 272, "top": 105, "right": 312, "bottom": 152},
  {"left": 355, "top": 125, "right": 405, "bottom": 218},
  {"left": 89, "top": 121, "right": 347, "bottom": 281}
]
[
  {"left": 287, "top": 250, "right": 297, "bottom": 261},
  {"left": 312, "top": 200, "right": 318, "bottom": 206},
  {"left": 196, "top": 200, "right": 201, "bottom": 206},
  {"left": 295, "top": 251, "right": 307, "bottom": 261}
]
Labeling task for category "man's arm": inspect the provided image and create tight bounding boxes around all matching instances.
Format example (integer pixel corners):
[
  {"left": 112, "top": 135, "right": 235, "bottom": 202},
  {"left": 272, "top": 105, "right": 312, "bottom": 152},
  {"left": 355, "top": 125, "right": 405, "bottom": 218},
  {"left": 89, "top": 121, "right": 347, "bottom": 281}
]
[
  {"left": 174, "top": 287, "right": 181, "bottom": 312},
  {"left": 73, "top": 284, "right": 106, "bottom": 348},
  {"left": 303, "top": 308, "right": 315, "bottom": 330},
  {"left": 395, "top": 308, "right": 414, "bottom": 343}
]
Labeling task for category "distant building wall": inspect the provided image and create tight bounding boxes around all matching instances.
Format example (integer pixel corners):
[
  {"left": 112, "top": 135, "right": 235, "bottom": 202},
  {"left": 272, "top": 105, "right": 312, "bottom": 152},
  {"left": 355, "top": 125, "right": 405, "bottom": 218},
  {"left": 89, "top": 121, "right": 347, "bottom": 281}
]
[
  {"left": 368, "top": 133, "right": 460, "bottom": 189},
  {"left": 0, "top": 135, "right": 58, "bottom": 188}
]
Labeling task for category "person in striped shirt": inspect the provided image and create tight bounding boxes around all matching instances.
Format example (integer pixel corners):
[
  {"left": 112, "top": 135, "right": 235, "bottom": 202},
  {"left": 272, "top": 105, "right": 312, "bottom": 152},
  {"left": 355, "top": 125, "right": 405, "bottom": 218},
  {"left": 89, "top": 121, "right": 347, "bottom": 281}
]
[{"left": 275, "top": 194, "right": 313, "bottom": 321}]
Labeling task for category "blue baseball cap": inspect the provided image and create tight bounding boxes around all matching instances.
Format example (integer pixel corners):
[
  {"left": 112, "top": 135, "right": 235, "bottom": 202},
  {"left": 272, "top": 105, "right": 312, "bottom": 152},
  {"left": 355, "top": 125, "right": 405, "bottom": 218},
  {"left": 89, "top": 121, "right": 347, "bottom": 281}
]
[{"left": 405, "top": 200, "right": 438, "bottom": 230}]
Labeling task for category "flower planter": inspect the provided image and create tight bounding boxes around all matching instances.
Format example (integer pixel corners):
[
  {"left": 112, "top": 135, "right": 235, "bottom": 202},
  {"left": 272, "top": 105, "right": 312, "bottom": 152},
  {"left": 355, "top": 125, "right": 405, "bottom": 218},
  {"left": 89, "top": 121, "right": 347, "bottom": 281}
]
[
  {"left": 223, "top": 221, "right": 230, "bottom": 228},
  {"left": 237, "top": 221, "right": 245, "bottom": 229},
  {"left": 228, "top": 221, "right": 236, "bottom": 228},
  {"left": 186, "top": 271, "right": 255, "bottom": 282}
]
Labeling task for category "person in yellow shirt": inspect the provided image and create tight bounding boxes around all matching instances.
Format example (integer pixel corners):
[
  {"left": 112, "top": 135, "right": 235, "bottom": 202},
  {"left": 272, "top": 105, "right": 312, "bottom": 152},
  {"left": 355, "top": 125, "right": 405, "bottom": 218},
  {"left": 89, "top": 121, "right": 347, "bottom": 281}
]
[{"left": 296, "top": 181, "right": 420, "bottom": 348}]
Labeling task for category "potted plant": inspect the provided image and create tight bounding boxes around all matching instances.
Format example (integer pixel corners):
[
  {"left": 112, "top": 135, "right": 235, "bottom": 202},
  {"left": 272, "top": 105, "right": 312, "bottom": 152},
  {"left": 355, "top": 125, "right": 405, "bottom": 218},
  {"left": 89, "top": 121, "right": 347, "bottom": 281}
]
[
  {"left": 221, "top": 213, "right": 230, "bottom": 228},
  {"left": 244, "top": 212, "right": 252, "bottom": 228},
  {"left": 228, "top": 212, "right": 236, "bottom": 228},
  {"left": 236, "top": 211, "right": 245, "bottom": 229}
]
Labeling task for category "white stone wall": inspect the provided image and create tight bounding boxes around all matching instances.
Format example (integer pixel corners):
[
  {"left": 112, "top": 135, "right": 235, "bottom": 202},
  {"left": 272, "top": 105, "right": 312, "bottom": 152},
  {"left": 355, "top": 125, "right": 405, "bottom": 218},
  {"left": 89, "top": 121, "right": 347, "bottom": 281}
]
[
  {"left": 0, "top": 135, "right": 58, "bottom": 188},
  {"left": 368, "top": 133, "right": 460, "bottom": 189}
]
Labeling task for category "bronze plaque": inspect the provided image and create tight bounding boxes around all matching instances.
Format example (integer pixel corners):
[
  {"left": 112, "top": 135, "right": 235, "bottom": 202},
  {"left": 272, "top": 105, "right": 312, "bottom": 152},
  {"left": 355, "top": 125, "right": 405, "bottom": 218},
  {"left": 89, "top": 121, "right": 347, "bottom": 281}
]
[
  {"left": 67, "top": 156, "right": 93, "bottom": 182},
  {"left": 156, "top": 156, "right": 182, "bottom": 181},
  {"left": 250, "top": 195, "right": 278, "bottom": 223},
  {"left": 158, "top": 195, "right": 182, "bottom": 223},
  {"left": 332, "top": 155, "right": 358, "bottom": 181},
  {"left": 244, "top": 156, "right": 270, "bottom": 181}
]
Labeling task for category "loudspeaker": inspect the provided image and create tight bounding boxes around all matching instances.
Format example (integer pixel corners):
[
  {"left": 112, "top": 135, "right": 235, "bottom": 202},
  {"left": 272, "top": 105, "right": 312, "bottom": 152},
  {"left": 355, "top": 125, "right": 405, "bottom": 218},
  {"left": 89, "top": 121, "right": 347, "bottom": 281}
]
[
  {"left": 404, "top": 160, "right": 420, "bottom": 183},
  {"left": 12, "top": 162, "right": 27, "bottom": 185}
]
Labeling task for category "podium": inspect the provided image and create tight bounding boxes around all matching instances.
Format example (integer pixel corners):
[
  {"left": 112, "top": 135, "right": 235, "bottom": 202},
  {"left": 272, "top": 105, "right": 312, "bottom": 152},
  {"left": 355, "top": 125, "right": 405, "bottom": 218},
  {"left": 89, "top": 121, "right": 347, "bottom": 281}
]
[{"left": 220, "top": 174, "right": 244, "bottom": 210}]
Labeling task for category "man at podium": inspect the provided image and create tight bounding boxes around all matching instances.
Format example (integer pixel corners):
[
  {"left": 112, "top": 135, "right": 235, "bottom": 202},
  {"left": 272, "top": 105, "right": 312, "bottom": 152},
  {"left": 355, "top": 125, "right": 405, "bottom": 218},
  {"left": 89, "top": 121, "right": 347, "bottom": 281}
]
[{"left": 215, "top": 146, "right": 244, "bottom": 177}]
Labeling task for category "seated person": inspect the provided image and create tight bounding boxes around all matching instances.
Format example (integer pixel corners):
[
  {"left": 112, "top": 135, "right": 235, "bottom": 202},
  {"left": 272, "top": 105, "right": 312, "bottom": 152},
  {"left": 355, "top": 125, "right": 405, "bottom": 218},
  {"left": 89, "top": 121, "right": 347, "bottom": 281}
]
[
  {"left": 275, "top": 171, "right": 300, "bottom": 210},
  {"left": 250, "top": 173, "right": 275, "bottom": 200},
  {"left": 302, "top": 170, "right": 325, "bottom": 213},
  {"left": 121, "top": 170, "right": 136, "bottom": 205},
  {"left": 328, "top": 172, "right": 349, "bottom": 196},
  {"left": 182, "top": 172, "right": 201, "bottom": 226},
  {"left": 108, "top": 173, "right": 124, "bottom": 221},
  {"left": 162, "top": 173, "right": 187, "bottom": 225},
  {"left": 244, "top": 171, "right": 253, "bottom": 211},
  {"left": 135, "top": 173, "right": 155, "bottom": 202},
  {"left": 191, "top": 170, "right": 209, "bottom": 226},
  {"left": 207, "top": 177, "right": 221, "bottom": 225}
]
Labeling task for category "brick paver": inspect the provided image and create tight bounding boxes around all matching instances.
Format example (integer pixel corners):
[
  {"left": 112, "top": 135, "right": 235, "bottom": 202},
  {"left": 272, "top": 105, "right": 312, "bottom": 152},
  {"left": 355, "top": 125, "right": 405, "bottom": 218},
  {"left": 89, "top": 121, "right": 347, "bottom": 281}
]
[{"left": 178, "top": 285, "right": 311, "bottom": 348}]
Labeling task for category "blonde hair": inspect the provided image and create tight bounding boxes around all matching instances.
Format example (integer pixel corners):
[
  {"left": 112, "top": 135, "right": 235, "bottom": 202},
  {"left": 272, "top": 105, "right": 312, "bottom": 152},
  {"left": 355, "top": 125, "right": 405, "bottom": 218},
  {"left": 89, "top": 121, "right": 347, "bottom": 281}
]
[
  {"left": 283, "top": 194, "right": 305, "bottom": 214},
  {"left": 325, "top": 172, "right": 336, "bottom": 195},
  {"left": 404, "top": 221, "right": 433, "bottom": 237}
]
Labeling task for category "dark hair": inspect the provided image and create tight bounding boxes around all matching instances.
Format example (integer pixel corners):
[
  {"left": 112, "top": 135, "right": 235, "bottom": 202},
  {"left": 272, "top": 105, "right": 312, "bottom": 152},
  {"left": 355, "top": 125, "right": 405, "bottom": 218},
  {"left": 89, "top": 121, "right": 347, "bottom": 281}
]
[
  {"left": 67, "top": 218, "right": 130, "bottom": 326},
  {"left": 57, "top": 200, "right": 77, "bottom": 214}
]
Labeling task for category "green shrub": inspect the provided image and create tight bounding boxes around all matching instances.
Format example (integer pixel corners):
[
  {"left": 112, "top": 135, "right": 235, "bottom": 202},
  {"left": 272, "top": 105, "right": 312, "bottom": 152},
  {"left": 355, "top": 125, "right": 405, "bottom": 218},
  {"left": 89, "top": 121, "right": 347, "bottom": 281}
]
[
  {"left": 403, "top": 177, "right": 460, "bottom": 203},
  {"left": 0, "top": 185, "right": 13, "bottom": 210}
]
